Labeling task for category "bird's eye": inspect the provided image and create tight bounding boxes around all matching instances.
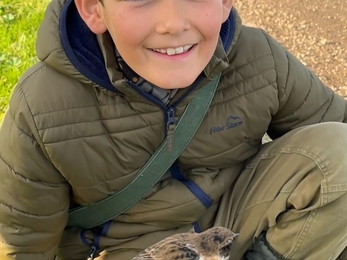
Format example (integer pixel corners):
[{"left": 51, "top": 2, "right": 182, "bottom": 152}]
[
  {"left": 219, "top": 243, "right": 232, "bottom": 257},
  {"left": 180, "top": 244, "right": 200, "bottom": 259},
  {"left": 185, "top": 250, "right": 199, "bottom": 259}
]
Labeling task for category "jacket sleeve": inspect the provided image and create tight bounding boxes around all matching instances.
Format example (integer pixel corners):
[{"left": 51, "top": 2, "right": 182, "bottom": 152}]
[
  {"left": 264, "top": 32, "right": 347, "bottom": 139},
  {"left": 0, "top": 85, "right": 70, "bottom": 259}
]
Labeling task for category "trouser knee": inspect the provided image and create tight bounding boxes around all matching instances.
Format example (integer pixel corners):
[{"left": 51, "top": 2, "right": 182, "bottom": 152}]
[{"left": 270, "top": 122, "right": 347, "bottom": 191}]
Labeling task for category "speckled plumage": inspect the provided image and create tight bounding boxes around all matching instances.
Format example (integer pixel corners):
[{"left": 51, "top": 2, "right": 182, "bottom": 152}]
[{"left": 132, "top": 227, "right": 238, "bottom": 260}]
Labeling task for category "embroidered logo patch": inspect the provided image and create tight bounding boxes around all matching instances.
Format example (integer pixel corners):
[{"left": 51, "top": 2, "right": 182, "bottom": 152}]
[{"left": 209, "top": 115, "right": 243, "bottom": 134}]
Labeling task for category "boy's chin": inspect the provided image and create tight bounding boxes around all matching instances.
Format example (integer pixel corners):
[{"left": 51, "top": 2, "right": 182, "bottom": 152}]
[
  {"left": 155, "top": 82, "right": 195, "bottom": 90},
  {"left": 147, "top": 75, "right": 200, "bottom": 90}
]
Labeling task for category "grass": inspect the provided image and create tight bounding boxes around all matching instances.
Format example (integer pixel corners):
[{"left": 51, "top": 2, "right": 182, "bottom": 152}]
[{"left": 0, "top": 0, "right": 50, "bottom": 122}]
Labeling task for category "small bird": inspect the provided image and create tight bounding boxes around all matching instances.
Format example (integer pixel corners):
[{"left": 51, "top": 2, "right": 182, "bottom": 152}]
[{"left": 132, "top": 226, "right": 239, "bottom": 260}]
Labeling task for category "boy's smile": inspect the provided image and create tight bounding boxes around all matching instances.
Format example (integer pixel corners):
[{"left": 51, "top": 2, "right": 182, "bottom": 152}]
[
  {"left": 150, "top": 44, "right": 195, "bottom": 56},
  {"left": 75, "top": 0, "right": 233, "bottom": 90},
  {"left": 148, "top": 44, "right": 196, "bottom": 60}
]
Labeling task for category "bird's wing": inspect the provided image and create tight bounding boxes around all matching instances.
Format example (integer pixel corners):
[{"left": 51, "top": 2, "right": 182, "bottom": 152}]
[
  {"left": 131, "top": 251, "right": 154, "bottom": 260},
  {"left": 131, "top": 256, "right": 153, "bottom": 260}
]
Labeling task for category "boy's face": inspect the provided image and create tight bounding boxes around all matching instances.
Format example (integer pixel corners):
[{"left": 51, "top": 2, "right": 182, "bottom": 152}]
[{"left": 77, "top": 0, "right": 233, "bottom": 89}]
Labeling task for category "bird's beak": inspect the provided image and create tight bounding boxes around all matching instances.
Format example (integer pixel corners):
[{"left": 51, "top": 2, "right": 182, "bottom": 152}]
[{"left": 233, "top": 232, "right": 240, "bottom": 237}]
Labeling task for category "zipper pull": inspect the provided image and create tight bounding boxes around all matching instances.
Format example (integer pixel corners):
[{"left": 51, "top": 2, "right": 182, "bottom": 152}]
[
  {"left": 166, "top": 107, "right": 176, "bottom": 152},
  {"left": 87, "top": 245, "right": 98, "bottom": 260}
]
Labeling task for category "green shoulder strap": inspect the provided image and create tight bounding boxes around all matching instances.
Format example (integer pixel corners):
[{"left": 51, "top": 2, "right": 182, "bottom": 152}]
[{"left": 67, "top": 74, "right": 221, "bottom": 229}]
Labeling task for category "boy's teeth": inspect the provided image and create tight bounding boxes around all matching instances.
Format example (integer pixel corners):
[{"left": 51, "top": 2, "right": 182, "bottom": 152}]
[
  {"left": 153, "top": 44, "right": 193, "bottom": 55},
  {"left": 183, "top": 45, "right": 192, "bottom": 51},
  {"left": 175, "top": 47, "right": 184, "bottom": 54},
  {"left": 167, "top": 48, "right": 176, "bottom": 55}
]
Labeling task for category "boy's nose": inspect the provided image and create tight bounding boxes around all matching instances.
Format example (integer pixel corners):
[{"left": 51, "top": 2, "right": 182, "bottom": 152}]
[{"left": 155, "top": 0, "right": 190, "bottom": 34}]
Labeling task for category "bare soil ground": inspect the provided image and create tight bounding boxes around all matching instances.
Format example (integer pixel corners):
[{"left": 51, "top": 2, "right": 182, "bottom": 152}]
[{"left": 235, "top": 0, "right": 347, "bottom": 97}]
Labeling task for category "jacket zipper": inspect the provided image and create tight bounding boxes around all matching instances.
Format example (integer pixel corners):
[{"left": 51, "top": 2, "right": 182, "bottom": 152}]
[
  {"left": 125, "top": 75, "right": 204, "bottom": 151},
  {"left": 166, "top": 107, "right": 175, "bottom": 151},
  {"left": 87, "top": 245, "right": 98, "bottom": 260}
]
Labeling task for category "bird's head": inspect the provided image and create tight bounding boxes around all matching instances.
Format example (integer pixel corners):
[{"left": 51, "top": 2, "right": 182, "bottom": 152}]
[{"left": 196, "top": 227, "right": 239, "bottom": 260}]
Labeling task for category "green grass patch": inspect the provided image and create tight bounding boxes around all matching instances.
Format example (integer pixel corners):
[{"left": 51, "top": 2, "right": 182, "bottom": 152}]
[{"left": 0, "top": 0, "right": 49, "bottom": 121}]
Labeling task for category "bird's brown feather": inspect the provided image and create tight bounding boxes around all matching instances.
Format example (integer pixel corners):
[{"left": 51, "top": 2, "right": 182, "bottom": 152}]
[{"left": 132, "top": 227, "right": 238, "bottom": 260}]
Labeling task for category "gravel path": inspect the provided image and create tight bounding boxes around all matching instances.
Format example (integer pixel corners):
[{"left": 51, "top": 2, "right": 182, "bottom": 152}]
[{"left": 235, "top": 0, "right": 347, "bottom": 97}]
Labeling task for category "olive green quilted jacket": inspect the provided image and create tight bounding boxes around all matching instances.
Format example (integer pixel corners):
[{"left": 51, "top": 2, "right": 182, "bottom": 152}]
[{"left": 0, "top": 0, "right": 346, "bottom": 259}]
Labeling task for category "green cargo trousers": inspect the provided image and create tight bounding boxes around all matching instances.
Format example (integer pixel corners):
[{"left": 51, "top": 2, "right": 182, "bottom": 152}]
[{"left": 214, "top": 122, "right": 347, "bottom": 260}]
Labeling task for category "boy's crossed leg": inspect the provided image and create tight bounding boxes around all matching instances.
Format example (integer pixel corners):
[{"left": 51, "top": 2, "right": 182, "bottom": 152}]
[{"left": 215, "top": 122, "right": 347, "bottom": 260}]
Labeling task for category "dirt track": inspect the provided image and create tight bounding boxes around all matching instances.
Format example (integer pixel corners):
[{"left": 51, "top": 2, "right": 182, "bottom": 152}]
[{"left": 235, "top": 0, "right": 347, "bottom": 97}]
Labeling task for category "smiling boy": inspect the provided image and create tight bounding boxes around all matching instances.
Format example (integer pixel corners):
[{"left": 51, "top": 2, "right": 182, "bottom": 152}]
[
  {"left": 89, "top": 0, "right": 227, "bottom": 89},
  {"left": 0, "top": 0, "right": 347, "bottom": 259}
]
